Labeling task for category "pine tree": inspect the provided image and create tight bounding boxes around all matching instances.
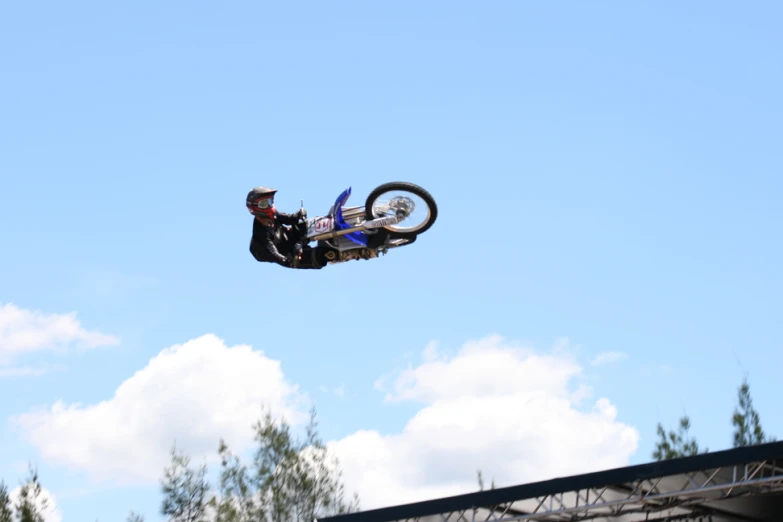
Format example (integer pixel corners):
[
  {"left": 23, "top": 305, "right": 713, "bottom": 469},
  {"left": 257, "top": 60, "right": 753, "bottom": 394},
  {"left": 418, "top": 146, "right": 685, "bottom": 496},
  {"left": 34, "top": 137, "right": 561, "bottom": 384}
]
[
  {"left": 126, "top": 511, "right": 145, "bottom": 522},
  {"left": 160, "top": 444, "right": 211, "bottom": 522},
  {"left": 0, "top": 481, "right": 13, "bottom": 522},
  {"left": 652, "top": 415, "right": 704, "bottom": 460},
  {"left": 249, "top": 407, "right": 358, "bottom": 522},
  {"left": 476, "top": 470, "right": 495, "bottom": 491},
  {"left": 13, "top": 465, "right": 48, "bottom": 522},
  {"left": 161, "top": 407, "right": 359, "bottom": 522},
  {"left": 732, "top": 377, "right": 775, "bottom": 447},
  {"left": 208, "top": 439, "right": 259, "bottom": 522}
]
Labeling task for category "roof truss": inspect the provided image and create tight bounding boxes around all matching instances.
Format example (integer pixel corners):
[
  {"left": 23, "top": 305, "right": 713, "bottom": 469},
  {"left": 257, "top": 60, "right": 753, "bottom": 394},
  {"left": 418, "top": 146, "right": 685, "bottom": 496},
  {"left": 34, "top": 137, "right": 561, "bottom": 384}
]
[{"left": 317, "top": 443, "right": 783, "bottom": 522}]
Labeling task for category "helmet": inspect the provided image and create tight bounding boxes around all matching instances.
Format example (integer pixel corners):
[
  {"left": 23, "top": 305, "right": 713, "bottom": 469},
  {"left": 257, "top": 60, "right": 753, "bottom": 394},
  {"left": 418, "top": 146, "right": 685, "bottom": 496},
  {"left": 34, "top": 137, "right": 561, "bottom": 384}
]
[{"left": 246, "top": 186, "right": 278, "bottom": 218}]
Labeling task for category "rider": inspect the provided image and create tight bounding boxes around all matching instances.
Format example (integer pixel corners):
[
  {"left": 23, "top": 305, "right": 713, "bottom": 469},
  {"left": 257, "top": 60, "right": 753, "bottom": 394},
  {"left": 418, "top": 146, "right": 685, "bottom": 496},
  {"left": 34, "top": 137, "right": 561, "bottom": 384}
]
[{"left": 246, "top": 186, "right": 325, "bottom": 269}]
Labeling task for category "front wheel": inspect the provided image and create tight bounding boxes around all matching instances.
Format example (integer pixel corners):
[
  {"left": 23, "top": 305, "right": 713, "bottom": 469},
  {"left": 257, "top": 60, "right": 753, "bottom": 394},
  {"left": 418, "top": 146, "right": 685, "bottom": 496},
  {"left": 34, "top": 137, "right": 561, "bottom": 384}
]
[{"left": 364, "top": 181, "right": 438, "bottom": 239}]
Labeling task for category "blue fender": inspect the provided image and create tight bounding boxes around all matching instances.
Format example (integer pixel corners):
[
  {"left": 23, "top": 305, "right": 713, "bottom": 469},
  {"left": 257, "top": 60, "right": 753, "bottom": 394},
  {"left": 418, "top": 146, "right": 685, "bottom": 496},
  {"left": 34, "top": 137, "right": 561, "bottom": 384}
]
[{"left": 333, "top": 187, "right": 368, "bottom": 246}]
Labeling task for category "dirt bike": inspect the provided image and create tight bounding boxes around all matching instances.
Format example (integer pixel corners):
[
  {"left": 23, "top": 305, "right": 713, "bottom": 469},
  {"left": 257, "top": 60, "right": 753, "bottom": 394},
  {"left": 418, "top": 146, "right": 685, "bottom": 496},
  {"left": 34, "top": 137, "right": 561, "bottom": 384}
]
[{"left": 292, "top": 181, "right": 437, "bottom": 266}]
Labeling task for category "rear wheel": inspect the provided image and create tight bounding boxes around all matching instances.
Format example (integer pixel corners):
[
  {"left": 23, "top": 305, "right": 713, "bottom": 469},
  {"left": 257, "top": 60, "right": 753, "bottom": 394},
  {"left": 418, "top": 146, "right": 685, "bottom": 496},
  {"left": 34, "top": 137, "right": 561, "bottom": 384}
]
[{"left": 364, "top": 181, "right": 437, "bottom": 239}]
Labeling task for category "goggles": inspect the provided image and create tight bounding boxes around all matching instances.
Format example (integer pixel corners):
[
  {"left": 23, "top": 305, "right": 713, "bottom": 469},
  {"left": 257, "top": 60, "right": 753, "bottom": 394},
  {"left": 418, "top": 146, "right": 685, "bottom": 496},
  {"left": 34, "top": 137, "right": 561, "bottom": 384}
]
[{"left": 255, "top": 197, "right": 274, "bottom": 209}]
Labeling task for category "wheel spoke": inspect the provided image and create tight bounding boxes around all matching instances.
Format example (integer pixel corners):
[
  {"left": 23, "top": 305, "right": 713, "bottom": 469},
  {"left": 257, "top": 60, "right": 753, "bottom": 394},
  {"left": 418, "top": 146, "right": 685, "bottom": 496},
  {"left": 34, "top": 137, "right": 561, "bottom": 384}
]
[{"left": 370, "top": 191, "right": 431, "bottom": 233}]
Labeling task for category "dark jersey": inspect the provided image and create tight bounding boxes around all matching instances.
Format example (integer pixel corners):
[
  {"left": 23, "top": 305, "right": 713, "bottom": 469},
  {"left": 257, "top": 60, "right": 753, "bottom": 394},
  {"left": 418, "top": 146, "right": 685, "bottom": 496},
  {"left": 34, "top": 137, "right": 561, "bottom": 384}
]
[{"left": 249, "top": 212, "right": 301, "bottom": 265}]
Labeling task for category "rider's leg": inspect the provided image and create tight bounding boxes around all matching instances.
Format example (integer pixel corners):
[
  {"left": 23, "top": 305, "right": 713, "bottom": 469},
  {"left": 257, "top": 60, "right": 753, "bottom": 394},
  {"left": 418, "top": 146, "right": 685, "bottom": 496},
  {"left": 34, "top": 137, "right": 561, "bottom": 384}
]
[
  {"left": 286, "top": 224, "right": 309, "bottom": 257},
  {"left": 292, "top": 245, "right": 327, "bottom": 269},
  {"left": 365, "top": 230, "right": 388, "bottom": 249}
]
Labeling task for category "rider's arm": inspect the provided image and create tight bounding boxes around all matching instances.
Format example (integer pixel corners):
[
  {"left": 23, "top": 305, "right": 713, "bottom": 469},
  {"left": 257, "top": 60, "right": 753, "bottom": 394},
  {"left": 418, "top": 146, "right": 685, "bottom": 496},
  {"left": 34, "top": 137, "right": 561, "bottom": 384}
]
[
  {"left": 254, "top": 222, "right": 290, "bottom": 265},
  {"left": 262, "top": 228, "right": 289, "bottom": 264},
  {"left": 276, "top": 211, "right": 301, "bottom": 226},
  {"left": 265, "top": 240, "right": 289, "bottom": 265}
]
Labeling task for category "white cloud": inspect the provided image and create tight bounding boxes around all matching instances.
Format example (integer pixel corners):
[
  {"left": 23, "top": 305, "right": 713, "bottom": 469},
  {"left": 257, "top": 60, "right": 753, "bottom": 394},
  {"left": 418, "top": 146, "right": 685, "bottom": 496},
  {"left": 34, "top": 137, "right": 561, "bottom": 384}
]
[
  {"left": 329, "top": 335, "right": 640, "bottom": 509},
  {"left": 381, "top": 334, "right": 585, "bottom": 404},
  {"left": 13, "top": 334, "right": 307, "bottom": 484},
  {"left": 9, "top": 484, "right": 62, "bottom": 522},
  {"left": 14, "top": 332, "right": 639, "bottom": 513},
  {"left": 0, "top": 302, "right": 119, "bottom": 364},
  {"left": 590, "top": 351, "right": 629, "bottom": 367}
]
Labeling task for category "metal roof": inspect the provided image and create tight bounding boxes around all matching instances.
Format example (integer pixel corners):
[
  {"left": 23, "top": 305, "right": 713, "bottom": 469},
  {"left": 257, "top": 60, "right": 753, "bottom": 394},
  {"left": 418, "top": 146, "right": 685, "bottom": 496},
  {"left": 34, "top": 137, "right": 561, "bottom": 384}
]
[{"left": 318, "top": 441, "right": 783, "bottom": 522}]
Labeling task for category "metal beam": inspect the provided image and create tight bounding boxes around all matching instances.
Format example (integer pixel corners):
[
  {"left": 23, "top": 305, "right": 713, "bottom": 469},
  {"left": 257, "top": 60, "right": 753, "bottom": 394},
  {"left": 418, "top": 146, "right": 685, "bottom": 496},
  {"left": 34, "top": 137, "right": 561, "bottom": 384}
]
[
  {"left": 364, "top": 461, "right": 783, "bottom": 522},
  {"left": 316, "top": 444, "right": 783, "bottom": 522}
]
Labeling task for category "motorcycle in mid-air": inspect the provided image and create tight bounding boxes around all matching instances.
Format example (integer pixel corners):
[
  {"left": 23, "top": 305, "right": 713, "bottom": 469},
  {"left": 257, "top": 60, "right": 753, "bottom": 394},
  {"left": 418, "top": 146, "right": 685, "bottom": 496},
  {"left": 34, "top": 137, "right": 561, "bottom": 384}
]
[{"left": 293, "top": 181, "right": 437, "bottom": 266}]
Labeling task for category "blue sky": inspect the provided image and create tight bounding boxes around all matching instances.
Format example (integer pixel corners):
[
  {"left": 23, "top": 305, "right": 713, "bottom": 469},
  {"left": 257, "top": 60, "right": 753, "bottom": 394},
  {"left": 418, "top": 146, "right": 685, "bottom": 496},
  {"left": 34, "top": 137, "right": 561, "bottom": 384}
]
[{"left": 2, "top": 1, "right": 782, "bottom": 520}]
